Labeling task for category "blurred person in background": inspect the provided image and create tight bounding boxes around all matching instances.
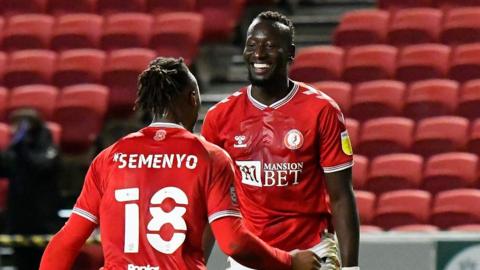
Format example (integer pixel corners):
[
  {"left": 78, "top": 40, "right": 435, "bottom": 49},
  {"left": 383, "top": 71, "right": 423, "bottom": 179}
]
[{"left": 0, "top": 108, "right": 61, "bottom": 270}]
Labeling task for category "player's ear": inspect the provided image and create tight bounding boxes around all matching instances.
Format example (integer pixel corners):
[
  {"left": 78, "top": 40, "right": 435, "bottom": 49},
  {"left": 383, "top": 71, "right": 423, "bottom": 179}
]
[
  {"left": 288, "top": 44, "right": 295, "bottom": 63},
  {"left": 189, "top": 89, "right": 198, "bottom": 107}
]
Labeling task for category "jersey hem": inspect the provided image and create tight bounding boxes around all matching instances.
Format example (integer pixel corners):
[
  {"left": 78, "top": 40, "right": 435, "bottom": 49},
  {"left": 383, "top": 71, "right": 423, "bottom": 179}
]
[
  {"left": 72, "top": 207, "right": 98, "bottom": 224},
  {"left": 208, "top": 210, "right": 242, "bottom": 223},
  {"left": 323, "top": 161, "right": 354, "bottom": 173}
]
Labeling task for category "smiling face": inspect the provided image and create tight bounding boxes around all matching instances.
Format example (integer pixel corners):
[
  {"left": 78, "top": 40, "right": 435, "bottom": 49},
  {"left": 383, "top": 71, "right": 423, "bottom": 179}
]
[{"left": 243, "top": 18, "right": 294, "bottom": 87}]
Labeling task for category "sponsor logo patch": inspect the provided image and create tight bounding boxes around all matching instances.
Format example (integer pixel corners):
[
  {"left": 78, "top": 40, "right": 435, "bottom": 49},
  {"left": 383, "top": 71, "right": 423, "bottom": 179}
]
[{"left": 341, "top": 131, "right": 353, "bottom": 156}]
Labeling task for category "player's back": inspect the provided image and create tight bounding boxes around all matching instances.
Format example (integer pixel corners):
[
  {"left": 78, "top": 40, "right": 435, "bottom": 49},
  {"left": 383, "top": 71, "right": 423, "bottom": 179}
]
[{"left": 78, "top": 122, "right": 237, "bottom": 270}]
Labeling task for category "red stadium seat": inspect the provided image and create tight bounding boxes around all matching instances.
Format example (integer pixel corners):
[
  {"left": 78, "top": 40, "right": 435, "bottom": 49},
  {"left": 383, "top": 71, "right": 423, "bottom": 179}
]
[
  {"left": 0, "top": 123, "right": 10, "bottom": 151},
  {"left": 345, "top": 118, "right": 359, "bottom": 148},
  {"left": 441, "top": 8, "right": 480, "bottom": 45},
  {"left": 334, "top": 10, "right": 389, "bottom": 47},
  {"left": 352, "top": 154, "right": 368, "bottom": 189},
  {"left": 355, "top": 190, "right": 376, "bottom": 224},
  {"left": 46, "top": 121, "right": 61, "bottom": 146},
  {"left": 412, "top": 116, "right": 469, "bottom": 157},
  {"left": 0, "top": 88, "right": 8, "bottom": 121},
  {"left": 467, "top": 119, "right": 480, "bottom": 156},
  {"left": 396, "top": 44, "right": 451, "bottom": 83},
  {"left": 101, "top": 13, "right": 153, "bottom": 50},
  {"left": 360, "top": 225, "right": 383, "bottom": 233},
  {"left": 51, "top": 14, "right": 104, "bottom": 51},
  {"left": 432, "top": 189, "right": 480, "bottom": 229},
  {"left": 0, "top": 180, "right": 8, "bottom": 212},
  {"left": 366, "top": 154, "right": 424, "bottom": 195},
  {"left": 387, "top": 9, "right": 443, "bottom": 47},
  {"left": 342, "top": 45, "right": 398, "bottom": 84},
  {"left": 7, "top": 85, "right": 59, "bottom": 120},
  {"left": 390, "top": 224, "right": 439, "bottom": 232},
  {"left": 422, "top": 152, "right": 478, "bottom": 195},
  {"left": 449, "top": 224, "right": 480, "bottom": 232},
  {"left": 97, "top": 0, "right": 146, "bottom": 14},
  {"left": 373, "top": 190, "right": 432, "bottom": 230},
  {"left": 403, "top": 79, "right": 459, "bottom": 121},
  {"left": 146, "top": 0, "right": 196, "bottom": 14},
  {"left": 0, "top": 52, "right": 7, "bottom": 86},
  {"left": 53, "top": 49, "right": 106, "bottom": 88},
  {"left": 312, "top": 81, "right": 352, "bottom": 114},
  {"left": 448, "top": 43, "right": 480, "bottom": 83},
  {"left": 457, "top": 79, "right": 480, "bottom": 120},
  {"left": 378, "top": 0, "right": 432, "bottom": 11},
  {"left": 290, "top": 46, "right": 345, "bottom": 82},
  {"left": 3, "top": 0, "right": 47, "bottom": 15},
  {"left": 350, "top": 80, "right": 405, "bottom": 122},
  {"left": 150, "top": 13, "right": 203, "bottom": 66},
  {"left": 197, "top": 0, "right": 245, "bottom": 41},
  {"left": 358, "top": 117, "right": 414, "bottom": 158},
  {"left": 102, "top": 48, "right": 156, "bottom": 116},
  {"left": 54, "top": 84, "right": 108, "bottom": 153},
  {"left": 4, "top": 50, "right": 57, "bottom": 88},
  {"left": 4, "top": 15, "right": 54, "bottom": 51},
  {"left": 47, "top": 0, "right": 96, "bottom": 15},
  {"left": 435, "top": 0, "right": 480, "bottom": 10}
]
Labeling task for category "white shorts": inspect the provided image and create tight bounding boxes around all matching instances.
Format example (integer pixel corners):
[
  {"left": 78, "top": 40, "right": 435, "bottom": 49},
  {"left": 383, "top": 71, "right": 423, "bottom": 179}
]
[{"left": 225, "top": 233, "right": 340, "bottom": 270}]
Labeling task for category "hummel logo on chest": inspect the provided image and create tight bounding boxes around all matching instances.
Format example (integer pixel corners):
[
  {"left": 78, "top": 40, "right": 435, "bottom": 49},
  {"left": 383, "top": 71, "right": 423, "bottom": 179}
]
[{"left": 234, "top": 135, "right": 247, "bottom": 148}]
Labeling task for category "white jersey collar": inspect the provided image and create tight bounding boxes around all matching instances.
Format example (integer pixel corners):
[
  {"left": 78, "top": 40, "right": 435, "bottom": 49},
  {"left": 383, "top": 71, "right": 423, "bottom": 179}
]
[
  {"left": 247, "top": 81, "right": 299, "bottom": 110},
  {"left": 149, "top": 122, "right": 185, "bottom": 129}
]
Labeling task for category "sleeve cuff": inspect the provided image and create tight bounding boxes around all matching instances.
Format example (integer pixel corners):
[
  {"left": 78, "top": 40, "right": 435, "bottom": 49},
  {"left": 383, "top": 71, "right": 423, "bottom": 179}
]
[
  {"left": 208, "top": 210, "right": 242, "bottom": 223},
  {"left": 72, "top": 207, "right": 98, "bottom": 224},
  {"left": 323, "top": 160, "right": 354, "bottom": 173}
]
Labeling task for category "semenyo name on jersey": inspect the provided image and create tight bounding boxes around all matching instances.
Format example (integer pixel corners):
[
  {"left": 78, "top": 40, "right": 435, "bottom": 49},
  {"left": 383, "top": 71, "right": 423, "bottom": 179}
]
[{"left": 113, "top": 153, "right": 198, "bottom": 170}]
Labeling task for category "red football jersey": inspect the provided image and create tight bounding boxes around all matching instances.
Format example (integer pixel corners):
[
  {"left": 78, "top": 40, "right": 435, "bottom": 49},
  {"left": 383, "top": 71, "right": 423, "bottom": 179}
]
[
  {"left": 201, "top": 81, "right": 354, "bottom": 251},
  {"left": 73, "top": 122, "right": 240, "bottom": 270}
]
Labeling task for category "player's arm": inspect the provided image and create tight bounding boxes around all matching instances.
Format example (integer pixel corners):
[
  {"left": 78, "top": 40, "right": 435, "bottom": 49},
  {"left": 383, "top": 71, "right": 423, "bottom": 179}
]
[
  {"left": 211, "top": 216, "right": 322, "bottom": 270},
  {"left": 40, "top": 214, "right": 96, "bottom": 269},
  {"left": 324, "top": 168, "right": 359, "bottom": 267}
]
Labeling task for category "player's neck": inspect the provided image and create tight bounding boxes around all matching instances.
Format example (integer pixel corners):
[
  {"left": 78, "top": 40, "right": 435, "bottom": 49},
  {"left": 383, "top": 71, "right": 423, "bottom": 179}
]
[
  {"left": 251, "top": 78, "right": 292, "bottom": 106},
  {"left": 151, "top": 115, "right": 186, "bottom": 130}
]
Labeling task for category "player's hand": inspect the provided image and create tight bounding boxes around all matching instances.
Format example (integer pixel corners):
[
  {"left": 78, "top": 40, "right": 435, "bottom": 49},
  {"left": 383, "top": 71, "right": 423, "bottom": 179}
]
[{"left": 291, "top": 250, "right": 322, "bottom": 270}]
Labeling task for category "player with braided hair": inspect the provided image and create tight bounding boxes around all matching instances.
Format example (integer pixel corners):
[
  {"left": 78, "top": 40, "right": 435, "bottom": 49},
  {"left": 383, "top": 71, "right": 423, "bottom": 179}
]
[{"left": 40, "top": 57, "right": 322, "bottom": 270}]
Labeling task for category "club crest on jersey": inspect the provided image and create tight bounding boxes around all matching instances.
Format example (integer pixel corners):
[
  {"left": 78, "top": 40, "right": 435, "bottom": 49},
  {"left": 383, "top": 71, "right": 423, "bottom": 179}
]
[
  {"left": 284, "top": 129, "right": 304, "bottom": 150},
  {"left": 234, "top": 135, "right": 247, "bottom": 148},
  {"left": 341, "top": 131, "right": 353, "bottom": 156},
  {"left": 154, "top": 130, "right": 166, "bottom": 141}
]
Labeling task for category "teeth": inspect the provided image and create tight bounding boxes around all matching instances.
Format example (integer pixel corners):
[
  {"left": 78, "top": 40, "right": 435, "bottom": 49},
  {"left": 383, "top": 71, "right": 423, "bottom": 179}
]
[{"left": 253, "top": 63, "right": 270, "bottom": 69}]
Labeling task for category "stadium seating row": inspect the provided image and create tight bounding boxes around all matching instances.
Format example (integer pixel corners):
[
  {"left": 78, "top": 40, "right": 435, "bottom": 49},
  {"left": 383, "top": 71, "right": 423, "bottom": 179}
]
[
  {"left": 0, "top": 13, "right": 202, "bottom": 63},
  {"left": 353, "top": 152, "right": 480, "bottom": 195},
  {"left": 378, "top": 0, "right": 480, "bottom": 11},
  {"left": 313, "top": 79, "right": 480, "bottom": 121},
  {"left": 0, "top": 48, "right": 156, "bottom": 115},
  {"left": 354, "top": 188, "right": 480, "bottom": 230},
  {"left": 0, "top": 84, "right": 108, "bottom": 154},
  {"left": 334, "top": 8, "right": 480, "bottom": 47},
  {"left": 361, "top": 224, "right": 480, "bottom": 233},
  {"left": 345, "top": 116, "right": 480, "bottom": 158},
  {"left": 0, "top": 0, "right": 243, "bottom": 41},
  {"left": 290, "top": 43, "right": 480, "bottom": 84}
]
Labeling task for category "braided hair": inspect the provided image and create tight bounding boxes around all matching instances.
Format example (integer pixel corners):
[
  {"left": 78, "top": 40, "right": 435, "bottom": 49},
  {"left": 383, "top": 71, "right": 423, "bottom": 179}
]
[{"left": 134, "top": 57, "right": 190, "bottom": 118}]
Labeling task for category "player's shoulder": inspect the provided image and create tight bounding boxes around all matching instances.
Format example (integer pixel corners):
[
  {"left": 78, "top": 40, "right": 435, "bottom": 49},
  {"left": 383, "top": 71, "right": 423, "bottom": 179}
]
[
  {"left": 195, "top": 135, "right": 233, "bottom": 164},
  {"left": 294, "top": 81, "right": 342, "bottom": 112},
  {"left": 205, "top": 87, "right": 248, "bottom": 116}
]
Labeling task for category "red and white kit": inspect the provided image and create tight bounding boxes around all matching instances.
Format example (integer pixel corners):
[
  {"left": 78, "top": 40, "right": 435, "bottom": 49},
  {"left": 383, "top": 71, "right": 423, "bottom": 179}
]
[
  {"left": 73, "top": 123, "right": 241, "bottom": 270},
  {"left": 202, "top": 81, "right": 354, "bottom": 258}
]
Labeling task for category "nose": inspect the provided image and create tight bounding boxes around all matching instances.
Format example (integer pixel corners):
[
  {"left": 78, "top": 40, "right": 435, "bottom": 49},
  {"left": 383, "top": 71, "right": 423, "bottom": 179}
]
[{"left": 254, "top": 45, "right": 267, "bottom": 59}]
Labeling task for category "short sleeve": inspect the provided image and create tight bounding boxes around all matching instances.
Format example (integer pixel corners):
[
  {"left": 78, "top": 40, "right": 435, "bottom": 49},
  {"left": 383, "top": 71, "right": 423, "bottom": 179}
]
[
  {"left": 206, "top": 149, "right": 241, "bottom": 223},
  {"left": 72, "top": 156, "right": 103, "bottom": 224},
  {"left": 201, "top": 110, "right": 221, "bottom": 146},
  {"left": 318, "top": 103, "right": 354, "bottom": 173}
]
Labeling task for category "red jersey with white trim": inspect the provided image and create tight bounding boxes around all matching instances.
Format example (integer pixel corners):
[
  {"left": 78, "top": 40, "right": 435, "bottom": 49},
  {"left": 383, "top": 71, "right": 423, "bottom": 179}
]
[
  {"left": 201, "top": 81, "right": 354, "bottom": 251},
  {"left": 73, "top": 123, "right": 240, "bottom": 270}
]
